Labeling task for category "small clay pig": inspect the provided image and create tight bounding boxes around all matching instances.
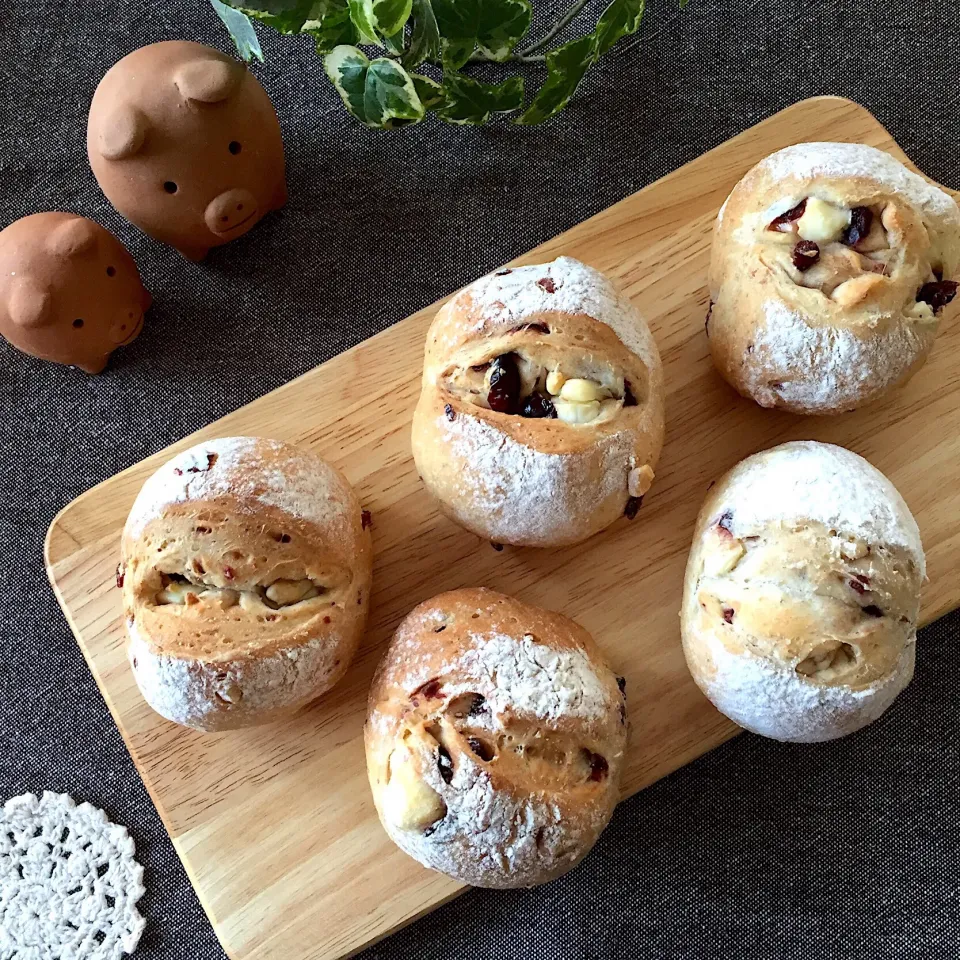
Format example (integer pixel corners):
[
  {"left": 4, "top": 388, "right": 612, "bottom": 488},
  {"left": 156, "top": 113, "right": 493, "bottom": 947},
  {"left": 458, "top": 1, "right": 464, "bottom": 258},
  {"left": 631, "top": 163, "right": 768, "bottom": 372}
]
[
  {"left": 0, "top": 213, "right": 151, "bottom": 374},
  {"left": 87, "top": 41, "right": 287, "bottom": 261}
]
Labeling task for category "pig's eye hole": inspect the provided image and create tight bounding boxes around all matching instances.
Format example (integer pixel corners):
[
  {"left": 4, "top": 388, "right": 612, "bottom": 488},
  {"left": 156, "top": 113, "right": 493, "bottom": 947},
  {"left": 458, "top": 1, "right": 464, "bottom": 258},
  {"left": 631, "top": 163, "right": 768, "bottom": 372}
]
[
  {"left": 163, "top": 181, "right": 178, "bottom": 194},
  {"left": 229, "top": 141, "right": 242, "bottom": 155},
  {"left": 106, "top": 266, "right": 116, "bottom": 277},
  {"left": 73, "top": 318, "right": 84, "bottom": 329}
]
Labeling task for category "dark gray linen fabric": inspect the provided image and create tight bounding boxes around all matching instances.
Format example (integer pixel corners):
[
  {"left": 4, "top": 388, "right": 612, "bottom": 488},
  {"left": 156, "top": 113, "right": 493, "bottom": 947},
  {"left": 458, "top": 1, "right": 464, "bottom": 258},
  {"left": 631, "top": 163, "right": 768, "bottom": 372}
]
[{"left": 1, "top": 2, "right": 958, "bottom": 957}]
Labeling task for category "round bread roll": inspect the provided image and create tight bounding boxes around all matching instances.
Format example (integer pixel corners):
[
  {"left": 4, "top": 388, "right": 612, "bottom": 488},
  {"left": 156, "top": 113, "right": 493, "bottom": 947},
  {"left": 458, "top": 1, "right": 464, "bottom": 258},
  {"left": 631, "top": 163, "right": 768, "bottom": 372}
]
[
  {"left": 708, "top": 142, "right": 960, "bottom": 414},
  {"left": 681, "top": 441, "right": 924, "bottom": 743},
  {"left": 120, "top": 436, "right": 373, "bottom": 732},
  {"left": 365, "top": 588, "right": 627, "bottom": 888},
  {"left": 412, "top": 256, "right": 664, "bottom": 547}
]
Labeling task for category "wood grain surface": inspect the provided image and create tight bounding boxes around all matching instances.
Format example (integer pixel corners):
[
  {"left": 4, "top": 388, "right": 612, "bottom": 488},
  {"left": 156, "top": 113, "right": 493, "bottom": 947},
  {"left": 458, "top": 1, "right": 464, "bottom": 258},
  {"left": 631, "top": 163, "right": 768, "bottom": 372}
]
[{"left": 45, "top": 97, "right": 960, "bottom": 960}]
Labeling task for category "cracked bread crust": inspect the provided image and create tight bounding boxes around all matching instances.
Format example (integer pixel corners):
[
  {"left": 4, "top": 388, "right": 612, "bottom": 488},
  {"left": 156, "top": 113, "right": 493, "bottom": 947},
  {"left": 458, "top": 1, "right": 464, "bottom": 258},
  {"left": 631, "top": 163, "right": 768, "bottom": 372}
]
[
  {"left": 120, "top": 436, "right": 373, "bottom": 732},
  {"left": 681, "top": 441, "right": 924, "bottom": 742},
  {"left": 709, "top": 142, "right": 960, "bottom": 414},
  {"left": 365, "top": 588, "right": 626, "bottom": 888},
  {"left": 411, "top": 257, "right": 664, "bottom": 547}
]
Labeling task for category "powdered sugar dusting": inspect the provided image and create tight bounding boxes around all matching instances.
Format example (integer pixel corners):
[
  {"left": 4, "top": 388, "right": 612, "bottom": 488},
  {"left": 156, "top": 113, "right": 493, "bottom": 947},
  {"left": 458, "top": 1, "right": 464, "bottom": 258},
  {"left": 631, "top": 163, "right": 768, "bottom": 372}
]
[
  {"left": 718, "top": 441, "right": 925, "bottom": 572},
  {"left": 695, "top": 626, "right": 915, "bottom": 742},
  {"left": 439, "top": 411, "right": 634, "bottom": 545},
  {"left": 127, "top": 620, "right": 341, "bottom": 730},
  {"left": 759, "top": 142, "right": 960, "bottom": 221},
  {"left": 465, "top": 257, "right": 659, "bottom": 368},
  {"left": 124, "top": 437, "right": 353, "bottom": 541},
  {"left": 749, "top": 298, "right": 930, "bottom": 412}
]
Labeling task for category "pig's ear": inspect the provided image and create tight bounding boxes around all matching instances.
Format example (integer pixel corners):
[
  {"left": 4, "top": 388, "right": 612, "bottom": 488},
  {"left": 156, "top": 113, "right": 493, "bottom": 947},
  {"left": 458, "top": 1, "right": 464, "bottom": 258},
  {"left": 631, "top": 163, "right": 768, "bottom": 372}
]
[
  {"left": 47, "top": 217, "right": 98, "bottom": 259},
  {"left": 7, "top": 279, "right": 53, "bottom": 329},
  {"left": 174, "top": 58, "right": 244, "bottom": 103},
  {"left": 95, "top": 104, "right": 149, "bottom": 161}
]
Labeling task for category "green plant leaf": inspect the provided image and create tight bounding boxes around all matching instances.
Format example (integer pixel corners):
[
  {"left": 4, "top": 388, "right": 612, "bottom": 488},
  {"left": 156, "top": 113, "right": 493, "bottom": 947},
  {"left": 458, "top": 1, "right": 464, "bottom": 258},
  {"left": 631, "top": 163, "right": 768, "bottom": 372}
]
[
  {"left": 436, "top": 72, "right": 523, "bottom": 124},
  {"left": 302, "top": 1, "right": 360, "bottom": 50},
  {"left": 347, "top": 0, "right": 380, "bottom": 43},
  {"left": 431, "top": 0, "right": 479, "bottom": 69},
  {"left": 372, "top": 0, "right": 413, "bottom": 36},
  {"left": 227, "top": 0, "right": 313, "bottom": 32},
  {"left": 411, "top": 72, "right": 446, "bottom": 109},
  {"left": 211, "top": 1, "right": 264, "bottom": 61},
  {"left": 516, "top": 33, "right": 596, "bottom": 125},
  {"left": 324, "top": 45, "right": 425, "bottom": 127},
  {"left": 382, "top": 27, "right": 406, "bottom": 54},
  {"left": 476, "top": 0, "right": 531, "bottom": 61},
  {"left": 594, "top": 0, "right": 645, "bottom": 56},
  {"left": 402, "top": 0, "right": 440, "bottom": 67}
]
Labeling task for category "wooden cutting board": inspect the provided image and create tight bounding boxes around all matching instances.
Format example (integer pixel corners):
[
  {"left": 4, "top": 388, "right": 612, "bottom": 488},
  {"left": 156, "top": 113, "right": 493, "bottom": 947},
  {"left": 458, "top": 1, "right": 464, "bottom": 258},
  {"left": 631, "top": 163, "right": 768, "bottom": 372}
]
[{"left": 45, "top": 97, "right": 960, "bottom": 960}]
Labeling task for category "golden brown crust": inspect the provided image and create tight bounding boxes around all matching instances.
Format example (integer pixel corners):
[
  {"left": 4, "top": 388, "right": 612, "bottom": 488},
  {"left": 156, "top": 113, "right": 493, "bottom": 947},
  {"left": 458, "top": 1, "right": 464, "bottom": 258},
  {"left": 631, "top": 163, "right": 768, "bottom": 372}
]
[
  {"left": 120, "top": 437, "right": 372, "bottom": 731},
  {"left": 365, "top": 588, "right": 626, "bottom": 887},
  {"left": 412, "top": 258, "right": 665, "bottom": 547}
]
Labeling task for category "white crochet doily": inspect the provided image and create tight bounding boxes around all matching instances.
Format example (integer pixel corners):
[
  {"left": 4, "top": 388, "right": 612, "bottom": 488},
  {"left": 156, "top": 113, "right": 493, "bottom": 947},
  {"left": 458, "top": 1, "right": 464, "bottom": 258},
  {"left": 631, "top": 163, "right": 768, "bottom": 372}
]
[{"left": 0, "top": 791, "right": 146, "bottom": 959}]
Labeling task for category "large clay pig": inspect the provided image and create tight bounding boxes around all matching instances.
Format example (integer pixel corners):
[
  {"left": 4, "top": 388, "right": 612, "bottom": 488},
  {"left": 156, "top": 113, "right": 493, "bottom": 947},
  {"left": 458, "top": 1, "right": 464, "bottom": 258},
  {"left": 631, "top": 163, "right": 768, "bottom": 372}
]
[
  {"left": 0, "top": 213, "right": 151, "bottom": 373},
  {"left": 87, "top": 41, "right": 287, "bottom": 261}
]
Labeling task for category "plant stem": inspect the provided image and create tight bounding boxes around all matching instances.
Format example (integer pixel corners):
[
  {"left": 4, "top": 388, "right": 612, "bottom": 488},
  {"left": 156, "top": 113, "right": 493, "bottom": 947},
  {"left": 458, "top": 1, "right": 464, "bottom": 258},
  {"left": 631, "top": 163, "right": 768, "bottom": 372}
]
[
  {"left": 466, "top": 50, "right": 547, "bottom": 63},
  {"left": 519, "top": 0, "right": 590, "bottom": 56}
]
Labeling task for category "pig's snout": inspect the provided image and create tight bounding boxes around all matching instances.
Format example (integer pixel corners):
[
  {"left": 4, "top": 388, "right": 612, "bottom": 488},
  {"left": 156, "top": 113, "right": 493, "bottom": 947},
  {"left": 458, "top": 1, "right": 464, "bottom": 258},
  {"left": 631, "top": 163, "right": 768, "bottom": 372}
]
[{"left": 205, "top": 188, "right": 258, "bottom": 236}]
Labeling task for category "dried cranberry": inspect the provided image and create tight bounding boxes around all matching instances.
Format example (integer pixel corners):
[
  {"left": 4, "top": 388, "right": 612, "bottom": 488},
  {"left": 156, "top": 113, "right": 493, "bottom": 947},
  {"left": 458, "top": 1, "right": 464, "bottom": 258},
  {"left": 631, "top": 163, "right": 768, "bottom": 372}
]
[
  {"left": 323, "top": 615, "right": 331, "bottom": 624},
  {"left": 224, "top": 566, "right": 235, "bottom": 581},
  {"left": 495, "top": 268, "right": 512, "bottom": 276},
  {"left": 849, "top": 578, "right": 866, "bottom": 595},
  {"left": 619, "top": 702, "right": 627, "bottom": 725},
  {"left": 842, "top": 206, "right": 873, "bottom": 247},
  {"left": 623, "top": 381, "right": 637, "bottom": 407},
  {"left": 862, "top": 605, "right": 884, "bottom": 618},
  {"left": 115, "top": 564, "right": 124, "bottom": 589},
  {"left": 437, "top": 746, "right": 454, "bottom": 783},
  {"left": 444, "top": 403, "right": 456, "bottom": 421},
  {"left": 434, "top": 624, "right": 447, "bottom": 633},
  {"left": 520, "top": 393, "right": 556, "bottom": 419},
  {"left": 624, "top": 496, "right": 642, "bottom": 520},
  {"left": 173, "top": 468, "right": 183, "bottom": 476},
  {"left": 917, "top": 280, "right": 959, "bottom": 314},
  {"left": 792, "top": 240, "right": 820, "bottom": 271},
  {"left": 616, "top": 676, "right": 627, "bottom": 695},
  {"left": 536, "top": 277, "right": 556, "bottom": 293},
  {"left": 361, "top": 510, "right": 372, "bottom": 530},
  {"left": 769, "top": 199, "right": 807, "bottom": 231},
  {"left": 487, "top": 354, "right": 521, "bottom": 413},
  {"left": 418, "top": 679, "right": 444, "bottom": 700},
  {"left": 722, "top": 607, "right": 735, "bottom": 624},
  {"left": 585, "top": 751, "right": 609, "bottom": 782}
]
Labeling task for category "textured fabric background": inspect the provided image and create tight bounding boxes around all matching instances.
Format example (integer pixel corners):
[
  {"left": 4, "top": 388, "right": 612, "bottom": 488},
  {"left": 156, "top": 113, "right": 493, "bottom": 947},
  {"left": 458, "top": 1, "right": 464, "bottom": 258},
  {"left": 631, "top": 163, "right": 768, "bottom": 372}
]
[{"left": 1, "top": 2, "right": 958, "bottom": 958}]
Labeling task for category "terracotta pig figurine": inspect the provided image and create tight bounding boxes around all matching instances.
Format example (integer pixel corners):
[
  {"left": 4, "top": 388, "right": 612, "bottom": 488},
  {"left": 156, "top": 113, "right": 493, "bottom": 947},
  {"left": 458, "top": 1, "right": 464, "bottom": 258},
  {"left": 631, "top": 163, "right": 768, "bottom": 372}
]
[
  {"left": 87, "top": 41, "right": 287, "bottom": 261},
  {"left": 0, "top": 213, "right": 151, "bottom": 373}
]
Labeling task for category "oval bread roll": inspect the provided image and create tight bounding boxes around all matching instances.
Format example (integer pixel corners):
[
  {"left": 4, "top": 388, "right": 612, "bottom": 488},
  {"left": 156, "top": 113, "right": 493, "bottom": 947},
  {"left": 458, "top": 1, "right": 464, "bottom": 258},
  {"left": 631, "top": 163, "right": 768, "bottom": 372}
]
[
  {"left": 365, "top": 588, "right": 627, "bottom": 887},
  {"left": 120, "top": 436, "right": 373, "bottom": 731},
  {"left": 681, "top": 441, "right": 924, "bottom": 742}
]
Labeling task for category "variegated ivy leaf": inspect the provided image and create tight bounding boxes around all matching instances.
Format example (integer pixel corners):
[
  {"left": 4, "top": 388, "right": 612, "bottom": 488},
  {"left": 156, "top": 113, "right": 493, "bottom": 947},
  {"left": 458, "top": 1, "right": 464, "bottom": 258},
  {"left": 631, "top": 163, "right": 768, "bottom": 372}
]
[
  {"left": 302, "top": 1, "right": 359, "bottom": 51},
  {"left": 210, "top": 1, "right": 264, "bottom": 61},
  {"left": 221, "top": 0, "right": 313, "bottom": 33},
  {"left": 517, "top": 33, "right": 597, "bottom": 125},
  {"left": 411, "top": 73, "right": 446, "bottom": 109},
  {"left": 430, "top": 0, "right": 478, "bottom": 69},
  {"left": 402, "top": 0, "right": 440, "bottom": 68},
  {"left": 594, "top": 0, "right": 645, "bottom": 56},
  {"left": 475, "top": 0, "right": 531, "bottom": 61},
  {"left": 370, "top": 0, "right": 413, "bottom": 36},
  {"left": 346, "top": 0, "right": 380, "bottom": 43},
  {"left": 324, "top": 45, "right": 426, "bottom": 128},
  {"left": 435, "top": 73, "right": 523, "bottom": 125}
]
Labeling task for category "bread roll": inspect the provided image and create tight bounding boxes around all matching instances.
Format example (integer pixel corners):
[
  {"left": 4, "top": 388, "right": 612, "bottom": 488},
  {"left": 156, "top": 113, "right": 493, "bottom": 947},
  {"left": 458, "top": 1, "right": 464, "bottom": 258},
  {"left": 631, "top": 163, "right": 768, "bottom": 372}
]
[
  {"left": 120, "top": 436, "right": 373, "bottom": 731},
  {"left": 412, "top": 256, "right": 664, "bottom": 547},
  {"left": 681, "top": 441, "right": 923, "bottom": 742},
  {"left": 709, "top": 142, "right": 960, "bottom": 414},
  {"left": 365, "top": 588, "right": 627, "bottom": 887}
]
